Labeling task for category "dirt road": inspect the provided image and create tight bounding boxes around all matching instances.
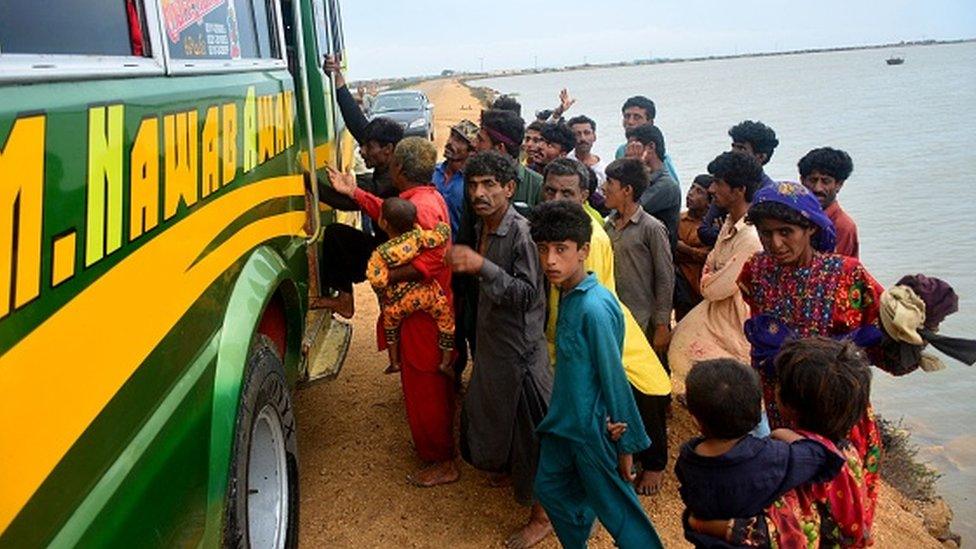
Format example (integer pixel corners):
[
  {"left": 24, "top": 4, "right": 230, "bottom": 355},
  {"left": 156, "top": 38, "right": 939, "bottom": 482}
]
[{"left": 295, "top": 79, "right": 941, "bottom": 548}]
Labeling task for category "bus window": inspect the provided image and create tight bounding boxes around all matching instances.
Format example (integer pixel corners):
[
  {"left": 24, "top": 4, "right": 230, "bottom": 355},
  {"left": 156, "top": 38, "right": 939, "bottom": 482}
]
[
  {"left": 235, "top": 0, "right": 278, "bottom": 59},
  {"left": 163, "top": 0, "right": 282, "bottom": 64},
  {"left": 0, "top": 0, "right": 149, "bottom": 56},
  {"left": 327, "top": 0, "right": 344, "bottom": 59},
  {"left": 310, "top": 0, "right": 331, "bottom": 58}
]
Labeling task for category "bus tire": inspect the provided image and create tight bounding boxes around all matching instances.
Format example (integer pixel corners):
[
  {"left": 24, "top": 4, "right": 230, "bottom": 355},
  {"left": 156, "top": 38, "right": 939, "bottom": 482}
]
[{"left": 223, "top": 335, "right": 299, "bottom": 549}]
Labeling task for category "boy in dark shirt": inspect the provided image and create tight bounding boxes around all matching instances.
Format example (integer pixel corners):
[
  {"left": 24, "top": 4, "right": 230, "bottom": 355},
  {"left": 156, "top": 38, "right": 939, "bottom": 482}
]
[
  {"left": 675, "top": 358, "right": 844, "bottom": 548},
  {"left": 530, "top": 201, "right": 662, "bottom": 549}
]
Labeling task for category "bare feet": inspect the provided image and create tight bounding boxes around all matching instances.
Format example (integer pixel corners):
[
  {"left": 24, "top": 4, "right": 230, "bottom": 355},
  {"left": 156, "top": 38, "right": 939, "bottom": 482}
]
[
  {"left": 383, "top": 363, "right": 401, "bottom": 374},
  {"left": 635, "top": 469, "right": 664, "bottom": 496},
  {"left": 309, "top": 291, "right": 354, "bottom": 318},
  {"left": 406, "top": 460, "right": 459, "bottom": 488},
  {"left": 504, "top": 504, "right": 552, "bottom": 549}
]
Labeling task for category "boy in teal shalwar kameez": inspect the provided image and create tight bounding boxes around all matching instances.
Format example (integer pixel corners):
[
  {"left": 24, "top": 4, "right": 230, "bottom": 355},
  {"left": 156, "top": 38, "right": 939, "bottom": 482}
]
[{"left": 528, "top": 201, "right": 663, "bottom": 549}]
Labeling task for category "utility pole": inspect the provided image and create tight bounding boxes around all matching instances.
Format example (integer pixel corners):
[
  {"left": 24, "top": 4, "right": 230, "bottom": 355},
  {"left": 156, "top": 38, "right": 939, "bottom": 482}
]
[{"left": 478, "top": 57, "right": 484, "bottom": 72}]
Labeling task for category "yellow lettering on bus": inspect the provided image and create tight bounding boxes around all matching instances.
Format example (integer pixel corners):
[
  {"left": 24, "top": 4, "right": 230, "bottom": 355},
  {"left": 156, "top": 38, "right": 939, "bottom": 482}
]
[
  {"left": 283, "top": 90, "right": 295, "bottom": 149},
  {"left": 129, "top": 117, "right": 160, "bottom": 240},
  {"left": 163, "top": 110, "right": 199, "bottom": 220},
  {"left": 243, "top": 87, "right": 257, "bottom": 173},
  {"left": 85, "top": 104, "right": 125, "bottom": 267},
  {"left": 258, "top": 94, "right": 275, "bottom": 163},
  {"left": 222, "top": 102, "right": 238, "bottom": 186},
  {"left": 0, "top": 115, "right": 44, "bottom": 318},
  {"left": 201, "top": 106, "right": 219, "bottom": 198},
  {"left": 51, "top": 232, "right": 76, "bottom": 287},
  {"left": 274, "top": 92, "right": 285, "bottom": 154}
]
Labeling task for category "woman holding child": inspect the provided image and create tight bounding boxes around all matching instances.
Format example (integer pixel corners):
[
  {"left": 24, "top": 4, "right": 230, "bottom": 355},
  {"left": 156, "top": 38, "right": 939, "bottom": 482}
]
[
  {"left": 736, "top": 181, "right": 891, "bottom": 534},
  {"left": 681, "top": 181, "right": 893, "bottom": 547}
]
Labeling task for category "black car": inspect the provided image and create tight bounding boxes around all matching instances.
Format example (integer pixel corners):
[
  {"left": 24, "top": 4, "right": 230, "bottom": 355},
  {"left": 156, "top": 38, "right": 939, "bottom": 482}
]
[{"left": 367, "top": 90, "right": 435, "bottom": 139}]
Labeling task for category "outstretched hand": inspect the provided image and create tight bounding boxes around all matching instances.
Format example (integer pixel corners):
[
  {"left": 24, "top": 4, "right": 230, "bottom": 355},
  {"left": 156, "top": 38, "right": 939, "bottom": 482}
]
[
  {"left": 322, "top": 55, "right": 347, "bottom": 88},
  {"left": 445, "top": 245, "right": 485, "bottom": 274},
  {"left": 558, "top": 88, "right": 576, "bottom": 114},
  {"left": 326, "top": 166, "right": 357, "bottom": 197}
]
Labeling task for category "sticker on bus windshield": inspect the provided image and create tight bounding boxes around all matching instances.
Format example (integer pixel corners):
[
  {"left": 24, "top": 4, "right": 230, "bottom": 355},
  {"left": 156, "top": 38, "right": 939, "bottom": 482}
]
[{"left": 161, "top": 0, "right": 255, "bottom": 60}]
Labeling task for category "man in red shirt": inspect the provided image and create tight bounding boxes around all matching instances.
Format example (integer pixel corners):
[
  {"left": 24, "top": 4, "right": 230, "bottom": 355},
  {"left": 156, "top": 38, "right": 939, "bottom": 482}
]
[
  {"left": 798, "top": 147, "right": 859, "bottom": 258},
  {"left": 328, "top": 137, "right": 459, "bottom": 486}
]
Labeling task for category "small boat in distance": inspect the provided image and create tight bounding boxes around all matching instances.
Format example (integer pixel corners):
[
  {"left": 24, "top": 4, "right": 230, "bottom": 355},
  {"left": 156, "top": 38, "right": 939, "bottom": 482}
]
[{"left": 886, "top": 57, "right": 905, "bottom": 65}]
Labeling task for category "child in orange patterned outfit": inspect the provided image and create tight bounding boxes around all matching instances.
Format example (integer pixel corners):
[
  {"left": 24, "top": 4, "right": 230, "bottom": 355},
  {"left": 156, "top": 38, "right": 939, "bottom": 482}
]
[{"left": 367, "top": 197, "right": 454, "bottom": 375}]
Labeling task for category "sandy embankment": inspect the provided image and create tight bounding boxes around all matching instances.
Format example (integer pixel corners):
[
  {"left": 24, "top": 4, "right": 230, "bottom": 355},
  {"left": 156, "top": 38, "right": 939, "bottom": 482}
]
[
  {"left": 412, "top": 79, "right": 488, "bottom": 159},
  {"left": 295, "top": 79, "right": 946, "bottom": 548}
]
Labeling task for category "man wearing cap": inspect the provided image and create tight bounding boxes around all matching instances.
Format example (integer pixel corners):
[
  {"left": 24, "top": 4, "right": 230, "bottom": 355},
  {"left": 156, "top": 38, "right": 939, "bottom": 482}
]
[{"left": 434, "top": 119, "right": 478, "bottom": 238}]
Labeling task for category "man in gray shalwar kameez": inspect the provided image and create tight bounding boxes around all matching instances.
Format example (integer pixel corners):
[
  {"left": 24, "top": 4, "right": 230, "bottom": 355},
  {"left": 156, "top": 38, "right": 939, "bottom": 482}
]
[{"left": 447, "top": 151, "right": 553, "bottom": 520}]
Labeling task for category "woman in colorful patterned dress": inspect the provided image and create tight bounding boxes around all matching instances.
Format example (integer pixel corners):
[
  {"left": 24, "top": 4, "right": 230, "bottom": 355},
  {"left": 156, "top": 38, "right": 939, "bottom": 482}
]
[{"left": 736, "top": 181, "right": 890, "bottom": 536}]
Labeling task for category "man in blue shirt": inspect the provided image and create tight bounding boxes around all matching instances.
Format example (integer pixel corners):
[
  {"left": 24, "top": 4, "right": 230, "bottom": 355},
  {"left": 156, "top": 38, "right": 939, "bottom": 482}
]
[
  {"left": 529, "top": 200, "right": 663, "bottom": 549},
  {"left": 613, "top": 95, "right": 680, "bottom": 186},
  {"left": 432, "top": 119, "right": 478, "bottom": 238}
]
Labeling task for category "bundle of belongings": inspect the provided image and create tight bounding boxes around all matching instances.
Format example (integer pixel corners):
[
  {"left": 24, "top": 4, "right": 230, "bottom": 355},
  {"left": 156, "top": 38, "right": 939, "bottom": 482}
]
[{"left": 879, "top": 274, "right": 976, "bottom": 375}]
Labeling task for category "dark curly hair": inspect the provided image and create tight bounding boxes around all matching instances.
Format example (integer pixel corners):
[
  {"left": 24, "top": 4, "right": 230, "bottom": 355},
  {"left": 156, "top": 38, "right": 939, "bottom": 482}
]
[
  {"left": 775, "top": 337, "right": 871, "bottom": 442},
  {"left": 567, "top": 115, "right": 596, "bottom": 132},
  {"left": 463, "top": 150, "right": 518, "bottom": 186},
  {"left": 728, "top": 120, "right": 779, "bottom": 164},
  {"left": 528, "top": 200, "right": 592, "bottom": 246},
  {"left": 746, "top": 200, "right": 816, "bottom": 229},
  {"left": 692, "top": 173, "right": 715, "bottom": 189},
  {"left": 540, "top": 122, "right": 577, "bottom": 154},
  {"left": 543, "top": 157, "right": 590, "bottom": 191},
  {"left": 625, "top": 123, "right": 666, "bottom": 161},
  {"left": 480, "top": 108, "right": 526, "bottom": 158},
  {"left": 381, "top": 197, "right": 417, "bottom": 235},
  {"left": 491, "top": 95, "right": 522, "bottom": 117},
  {"left": 707, "top": 151, "right": 762, "bottom": 201},
  {"left": 621, "top": 95, "right": 656, "bottom": 120},
  {"left": 605, "top": 158, "right": 649, "bottom": 198},
  {"left": 362, "top": 117, "right": 404, "bottom": 146},
  {"left": 686, "top": 358, "right": 762, "bottom": 439},
  {"left": 798, "top": 147, "right": 854, "bottom": 181}
]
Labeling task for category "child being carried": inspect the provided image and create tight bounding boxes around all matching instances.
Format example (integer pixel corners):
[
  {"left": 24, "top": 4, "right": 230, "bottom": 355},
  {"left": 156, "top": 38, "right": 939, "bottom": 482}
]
[{"left": 366, "top": 197, "right": 454, "bottom": 375}]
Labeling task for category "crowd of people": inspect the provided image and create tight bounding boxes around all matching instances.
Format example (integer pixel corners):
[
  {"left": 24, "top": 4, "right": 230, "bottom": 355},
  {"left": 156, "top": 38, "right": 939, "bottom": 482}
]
[{"left": 313, "top": 55, "right": 974, "bottom": 548}]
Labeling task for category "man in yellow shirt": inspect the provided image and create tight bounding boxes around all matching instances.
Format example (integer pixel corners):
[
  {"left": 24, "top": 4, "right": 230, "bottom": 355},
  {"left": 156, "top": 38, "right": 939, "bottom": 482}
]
[{"left": 540, "top": 157, "right": 672, "bottom": 496}]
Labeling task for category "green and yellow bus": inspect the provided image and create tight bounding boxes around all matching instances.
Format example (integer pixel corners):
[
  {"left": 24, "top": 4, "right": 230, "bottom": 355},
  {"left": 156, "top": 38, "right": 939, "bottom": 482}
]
[{"left": 0, "top": 0, "right": 356, "bottom": 546}]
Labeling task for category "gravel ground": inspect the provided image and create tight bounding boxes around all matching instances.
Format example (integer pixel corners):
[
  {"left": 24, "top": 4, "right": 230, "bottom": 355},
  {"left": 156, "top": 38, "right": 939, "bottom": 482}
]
[{"left": 294, "top": 284, "right": 939, "bottom": 548}]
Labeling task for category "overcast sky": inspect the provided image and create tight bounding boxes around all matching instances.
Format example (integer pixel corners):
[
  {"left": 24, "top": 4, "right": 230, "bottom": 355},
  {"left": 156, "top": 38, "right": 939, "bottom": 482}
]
[{"left": 340, "top": 0, "right": 975, "bottom": 80}]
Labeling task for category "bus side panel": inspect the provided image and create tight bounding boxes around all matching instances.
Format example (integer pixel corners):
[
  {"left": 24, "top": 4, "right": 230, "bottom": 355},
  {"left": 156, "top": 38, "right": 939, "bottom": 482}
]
[
  {"left": 200, "top": 244, "right": 301, "bottom": 547},
  {"left": 0, "top": 70, "right": 306, "bottom": 546}
]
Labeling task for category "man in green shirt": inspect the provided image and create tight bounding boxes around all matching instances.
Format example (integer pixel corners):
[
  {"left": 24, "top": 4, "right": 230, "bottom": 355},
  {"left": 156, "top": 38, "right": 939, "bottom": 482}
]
[{"left": 475, "top": 109, "right": 543, "bottom": 216}]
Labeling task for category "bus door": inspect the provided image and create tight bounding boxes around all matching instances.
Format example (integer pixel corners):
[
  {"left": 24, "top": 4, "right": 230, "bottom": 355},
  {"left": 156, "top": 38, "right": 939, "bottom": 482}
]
[{"left": 281, "top": 0, "right": 352, "bottom": 382}]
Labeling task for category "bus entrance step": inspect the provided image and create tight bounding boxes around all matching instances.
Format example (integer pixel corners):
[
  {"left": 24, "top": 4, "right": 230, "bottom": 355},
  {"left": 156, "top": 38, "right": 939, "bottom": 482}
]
[{"left": 301, "top": 308, "right": 352, "bottom": 385}]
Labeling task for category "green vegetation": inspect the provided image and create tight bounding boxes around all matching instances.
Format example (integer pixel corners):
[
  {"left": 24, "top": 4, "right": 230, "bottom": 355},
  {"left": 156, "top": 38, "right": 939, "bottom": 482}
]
[{"left": 877, "top": 415, "right": 942, "bottom": 502}]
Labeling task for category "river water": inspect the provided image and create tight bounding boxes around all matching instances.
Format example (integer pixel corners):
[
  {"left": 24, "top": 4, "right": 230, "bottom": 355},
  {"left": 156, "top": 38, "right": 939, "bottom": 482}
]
[{"left": 474, "top": 41, "right": 976, "bottom": 540}]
